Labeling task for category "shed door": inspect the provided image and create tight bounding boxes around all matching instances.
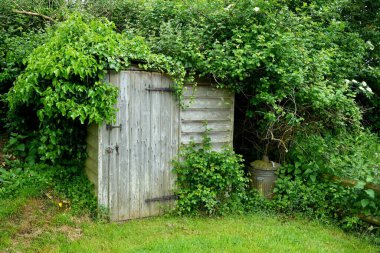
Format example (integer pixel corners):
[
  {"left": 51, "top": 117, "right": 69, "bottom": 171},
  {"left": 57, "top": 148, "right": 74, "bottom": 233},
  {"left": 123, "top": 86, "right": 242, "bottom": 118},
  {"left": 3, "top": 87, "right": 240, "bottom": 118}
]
[{"left": 102, "top": 71, "right": 179, "bottom": 221}]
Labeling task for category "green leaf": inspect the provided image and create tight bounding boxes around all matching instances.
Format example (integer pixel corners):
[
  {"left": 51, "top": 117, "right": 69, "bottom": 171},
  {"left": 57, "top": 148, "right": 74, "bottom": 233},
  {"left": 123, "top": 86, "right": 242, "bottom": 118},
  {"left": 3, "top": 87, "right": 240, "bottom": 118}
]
[
  {"left": 360, "top": 199, "right": 369, "bottom": 208},
  {"left": 355, "top": 181, "right": 366, "bottom": 190},
  {"left": 364, "top": 189, "right": 375, "bottom": 199},
  {"left": 16, "top": 144, "right": 26, "bottom": 152}
]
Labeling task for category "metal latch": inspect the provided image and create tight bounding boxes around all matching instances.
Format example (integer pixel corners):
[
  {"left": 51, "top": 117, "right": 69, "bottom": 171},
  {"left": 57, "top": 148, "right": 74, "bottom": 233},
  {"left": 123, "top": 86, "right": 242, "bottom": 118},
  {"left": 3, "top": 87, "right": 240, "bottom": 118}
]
[
  {"left": 105, "top": 144, "right": 119, "bottom": 155},
  {"left": 145, "top": 195, "right": 178, "bottom": 203},
  {"left": 146, "top": 87, "right": 174, "bottom": 92},
  {"left": 106, "top": 124, "right": 122, "bottom": 131},
  {"left": 105, "top": 146, "right": 113, "bottom": 154}
]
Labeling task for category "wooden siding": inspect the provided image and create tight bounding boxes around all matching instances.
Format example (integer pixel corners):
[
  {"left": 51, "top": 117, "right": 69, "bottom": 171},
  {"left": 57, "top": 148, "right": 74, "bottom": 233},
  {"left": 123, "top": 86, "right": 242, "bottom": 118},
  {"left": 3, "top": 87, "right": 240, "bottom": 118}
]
[
  {"left": 87, "top": 69, "right": 235, "bottom": 221},
  {"left": 85, "top": 123, "right": 99, "bottom": 194},
  {"left": 180, "top": 84, "right": 234, "bottom": 150},
  {"left": 98, "top": 70, "right": 180, "bottom": 221}
]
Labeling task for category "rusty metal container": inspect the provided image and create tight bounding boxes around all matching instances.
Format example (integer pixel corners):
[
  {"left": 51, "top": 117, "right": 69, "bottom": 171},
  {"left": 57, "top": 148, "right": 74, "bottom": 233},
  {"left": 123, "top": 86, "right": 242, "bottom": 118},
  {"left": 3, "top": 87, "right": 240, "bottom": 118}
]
[{"left": 249, "top": 155, "right": 280, "bottom": 199}]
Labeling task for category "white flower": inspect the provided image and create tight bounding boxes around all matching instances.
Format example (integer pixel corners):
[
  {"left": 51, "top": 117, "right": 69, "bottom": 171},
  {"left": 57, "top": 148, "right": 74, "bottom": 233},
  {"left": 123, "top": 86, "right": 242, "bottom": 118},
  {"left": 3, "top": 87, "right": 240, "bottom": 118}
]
[
  {"left": 254, "top": 7, "right": 260, "bottom": 12},
  {"left": 344, "top": 79, "right": 350, "bottom": 84},
  {"left": 361, "top": 81, "right": 367, "bottom": 87},
  {"left": 366, "top": 41, "right": 375, "bottom": 50},
  {"left": 351, "top": 79, "right": 358, "bottom": 83},
  {"left": 224, "top": 4, "right": 234, "bottom": 10},
  {"left": 366, "top": 87, "right": 373, "bottom": 93}
]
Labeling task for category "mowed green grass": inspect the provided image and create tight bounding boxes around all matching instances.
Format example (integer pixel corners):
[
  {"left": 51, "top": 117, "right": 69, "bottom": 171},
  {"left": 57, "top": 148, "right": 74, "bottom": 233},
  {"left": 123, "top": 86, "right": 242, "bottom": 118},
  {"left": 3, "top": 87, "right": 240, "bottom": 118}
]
[
  {"left": 58, "top": 216, "right": 378, "bottom": 253},
  {"left": 1, "top": 198, "right": 378, "bottom": 253}
]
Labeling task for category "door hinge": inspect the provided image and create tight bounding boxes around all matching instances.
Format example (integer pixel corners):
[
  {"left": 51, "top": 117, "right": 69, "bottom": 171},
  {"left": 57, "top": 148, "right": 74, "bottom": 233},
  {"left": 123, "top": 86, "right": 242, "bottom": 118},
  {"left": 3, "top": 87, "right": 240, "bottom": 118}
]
[
  {"left": 146, "top": 87, "right": 174, "bottom": 92},
  {"left": 106, "top": 124, "right": 122, "bottom": 131},
  {"left": 145, "top": 195, "right": 178, "bottom": 203}
]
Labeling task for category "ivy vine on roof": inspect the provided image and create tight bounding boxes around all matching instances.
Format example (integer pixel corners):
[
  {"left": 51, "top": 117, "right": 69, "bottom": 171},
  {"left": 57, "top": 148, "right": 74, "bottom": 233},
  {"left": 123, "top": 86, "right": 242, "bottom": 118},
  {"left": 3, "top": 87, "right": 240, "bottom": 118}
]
[{"left": 7, "top": 13, "right": 186, "bottom": 163}]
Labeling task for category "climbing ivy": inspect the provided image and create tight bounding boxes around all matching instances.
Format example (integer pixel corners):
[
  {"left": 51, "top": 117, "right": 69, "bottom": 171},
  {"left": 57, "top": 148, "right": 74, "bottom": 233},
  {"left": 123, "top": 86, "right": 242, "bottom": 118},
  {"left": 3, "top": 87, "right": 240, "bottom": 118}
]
[
  {"left": 86, "top": 0, "right": 372, "bottom": 157},
  {"left": 7, "top": 13, "right": 185, "bottom": 163}
]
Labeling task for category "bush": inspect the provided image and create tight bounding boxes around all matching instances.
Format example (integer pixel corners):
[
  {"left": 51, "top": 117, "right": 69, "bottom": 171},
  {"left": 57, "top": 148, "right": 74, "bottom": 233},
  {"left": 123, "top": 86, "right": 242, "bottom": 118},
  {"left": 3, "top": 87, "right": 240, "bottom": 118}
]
[
  {"left": 0, "top": 160, "right": 52, "bottom": 198},
  {"left": 273, "top": 130, "right": 380, "bottom": 227},
  {"left": 6, "top": 12, "right": 186, "bottom": 164},
  {"left": 0, "top": 159, "right": 97, "bottom": 215},
  {"left": 173, "top": 133, "right": 248, "bottom": 216}
]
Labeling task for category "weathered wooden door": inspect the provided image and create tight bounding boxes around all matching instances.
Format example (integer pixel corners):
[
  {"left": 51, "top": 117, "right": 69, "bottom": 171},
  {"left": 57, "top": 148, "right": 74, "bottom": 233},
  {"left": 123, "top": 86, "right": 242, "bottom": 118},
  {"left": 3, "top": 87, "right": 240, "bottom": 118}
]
[{"left": 99, "top": 70, "right": 179, "bottom": 221}]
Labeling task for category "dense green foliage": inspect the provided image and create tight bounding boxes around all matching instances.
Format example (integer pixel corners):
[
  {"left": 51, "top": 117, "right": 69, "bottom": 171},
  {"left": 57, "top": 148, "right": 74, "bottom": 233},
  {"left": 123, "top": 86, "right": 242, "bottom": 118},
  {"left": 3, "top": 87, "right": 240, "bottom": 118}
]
[
  {"left": 95, "top": 0, "right": 373, "bottom": 157},
  {"left": 6, "top": 13, "right": 185, "bottom": 163},
  {"left": 173, "top": 134, "right": 248, "bottom": 216},
  {"left": 273, "top": 131, "right": 379, "bottom": 228},
  {"left": 0, "top": 158, "right": 97, "bottom": 215},
  {"left": 0, "top": 0, "right": 379, "bottom": 235},
  {"left": 342, "top": 0, "right": 380, "bottom": 131}
]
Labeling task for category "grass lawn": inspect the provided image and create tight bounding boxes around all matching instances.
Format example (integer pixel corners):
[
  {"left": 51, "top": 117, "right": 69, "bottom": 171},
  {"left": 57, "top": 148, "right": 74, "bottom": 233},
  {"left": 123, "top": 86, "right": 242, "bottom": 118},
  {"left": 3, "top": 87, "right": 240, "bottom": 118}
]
[{"left": 0, "top": 198, "right": 378, "bottom": 253}]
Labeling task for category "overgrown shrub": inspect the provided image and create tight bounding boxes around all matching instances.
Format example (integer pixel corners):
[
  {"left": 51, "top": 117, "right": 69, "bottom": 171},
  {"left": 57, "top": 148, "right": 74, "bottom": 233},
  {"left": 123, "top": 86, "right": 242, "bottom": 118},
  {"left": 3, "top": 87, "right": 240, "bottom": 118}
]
[
  {"left": 0, "top": 159, "right": 97, "bottom": 215},
  {"left": 6, "top": 12, "right": 185, "bottom": 164},
  {"left": 273, "top": 130, "right": 380, "bottom": 226},
  {"left": 173, "top": 133, "right": 248, "bottom": 216},
  {"left": 0, "top": 160, "right": 52, "bottom": 198}
]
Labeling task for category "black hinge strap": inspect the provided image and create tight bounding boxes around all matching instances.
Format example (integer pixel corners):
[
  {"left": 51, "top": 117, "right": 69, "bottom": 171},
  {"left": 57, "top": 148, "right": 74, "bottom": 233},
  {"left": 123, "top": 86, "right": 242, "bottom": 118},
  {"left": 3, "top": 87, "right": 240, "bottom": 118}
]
[{"left": 106, "top": 124, "right": 122, "bottom": 131}]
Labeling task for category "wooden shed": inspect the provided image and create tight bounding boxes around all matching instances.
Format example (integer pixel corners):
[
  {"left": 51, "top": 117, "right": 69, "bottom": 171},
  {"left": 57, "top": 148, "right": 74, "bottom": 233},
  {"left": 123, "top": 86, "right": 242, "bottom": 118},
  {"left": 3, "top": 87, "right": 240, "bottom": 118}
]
[{"left": 85, "top": 68, "right": 235, "bottom": 221}]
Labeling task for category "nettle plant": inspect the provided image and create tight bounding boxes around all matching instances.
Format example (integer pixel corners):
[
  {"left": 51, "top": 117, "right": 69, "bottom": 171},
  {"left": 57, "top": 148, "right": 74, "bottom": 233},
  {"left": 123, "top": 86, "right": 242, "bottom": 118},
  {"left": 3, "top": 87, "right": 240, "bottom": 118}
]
[
  {"left": 7, "top": 13, "right": 185, "bottom": 163},
  {"left": 173, "top": 133, "right": 248, "bottom": 216}
]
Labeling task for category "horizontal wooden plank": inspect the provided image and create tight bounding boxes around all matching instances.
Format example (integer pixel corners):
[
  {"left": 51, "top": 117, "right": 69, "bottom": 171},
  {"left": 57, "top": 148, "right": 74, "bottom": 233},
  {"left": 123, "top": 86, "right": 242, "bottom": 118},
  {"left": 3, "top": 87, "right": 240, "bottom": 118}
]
[
  {"left": 181, "top": 110, "right": 231, "bottom": 121},
  {"left": 181, "top": 132, "right": 231, "bottom": 144},
  {"left": 322, "top": 174, "right": 380, "bottom": 193},
  {"left": 85, "top": 166, "right": 98, "bottom": 186},
  {"left": 88, "top": 124, "right": 98, "bottom": 138},
  {"left": 358, "top": 214, "right": 380, "bottom": 226},
  {"left": 212, "top": 142, "right": 233, "bottom": 150},
  {"left": 181, "top": 121, "right": 232, "bottom": 133},
  {"left": 183, "top": 86, "right": 232, "bottom": 98},
  {"left": 85, "top": 157, "right": 98, "bottom": 173},
  {"left": 180, "top": 141, "right": 231, "bottom": 151},
  {"left": 87, "top": 129, "right": 98, "bottom": 141},
  {"left": 182, "top": 108, "right": 229, "bottom": 112},
  {"left": 86, "top": 135, "right": 99, "bottom": 152},
  {"left": 183, "top": 98, "right": 233, "bottom": 109},
  {"left": 87, "top": 144, "right": 98, "bottom": 159}
]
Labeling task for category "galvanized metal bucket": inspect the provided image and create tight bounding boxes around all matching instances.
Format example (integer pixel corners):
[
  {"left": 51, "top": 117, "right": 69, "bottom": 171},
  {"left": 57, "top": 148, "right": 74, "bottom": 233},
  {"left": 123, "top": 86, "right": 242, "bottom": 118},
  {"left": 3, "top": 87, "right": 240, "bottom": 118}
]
[{"left": 249, "top": 156, "right": 280, "bottom": 199}]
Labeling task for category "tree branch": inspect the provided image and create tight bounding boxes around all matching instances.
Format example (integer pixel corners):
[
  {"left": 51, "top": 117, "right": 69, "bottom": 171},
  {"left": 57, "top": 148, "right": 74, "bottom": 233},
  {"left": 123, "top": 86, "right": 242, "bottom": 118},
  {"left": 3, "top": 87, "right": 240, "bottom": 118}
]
[{"left": 12, "top": 10, "right": 55, "bottom": 22}]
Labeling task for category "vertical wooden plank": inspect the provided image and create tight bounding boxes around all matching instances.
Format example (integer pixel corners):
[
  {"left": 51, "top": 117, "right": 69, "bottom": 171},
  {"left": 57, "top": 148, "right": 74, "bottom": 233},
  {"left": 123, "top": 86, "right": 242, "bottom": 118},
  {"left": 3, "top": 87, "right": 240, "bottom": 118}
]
[
  {"left": 148, "top": 72, "right": 162, "bottom": 216},
  {"left": 139, "top": 71, "right": 151, "bottom": 217},
  {"left": 159, "top": 73, "right": 170, "bottom": 214},
  {"left": 160, "top": 74, "right": 166, "bottom": 214},
  {"left": 137, "top": 71, "right": 143, "bottom": 218},
  {"left": 126, "top": 71, "right": 134, "bottom": 220},
  {"left": 128, "top": 71, "right": 141, "bottom": 219},
  {"left": 146, "top": 73, "right": 153, "bottom": 217},
  {"left": 116, "top": 71, "right": 130, "bottom": 220},
  {"left": 98, "top": 73, "right": 110, "bottom": 210},
  {"left": 167, "top": 74, "right": 179, "bottom": 210},
  {"left": 108, "top": 71, "right": 120, "bottom": 221}
]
